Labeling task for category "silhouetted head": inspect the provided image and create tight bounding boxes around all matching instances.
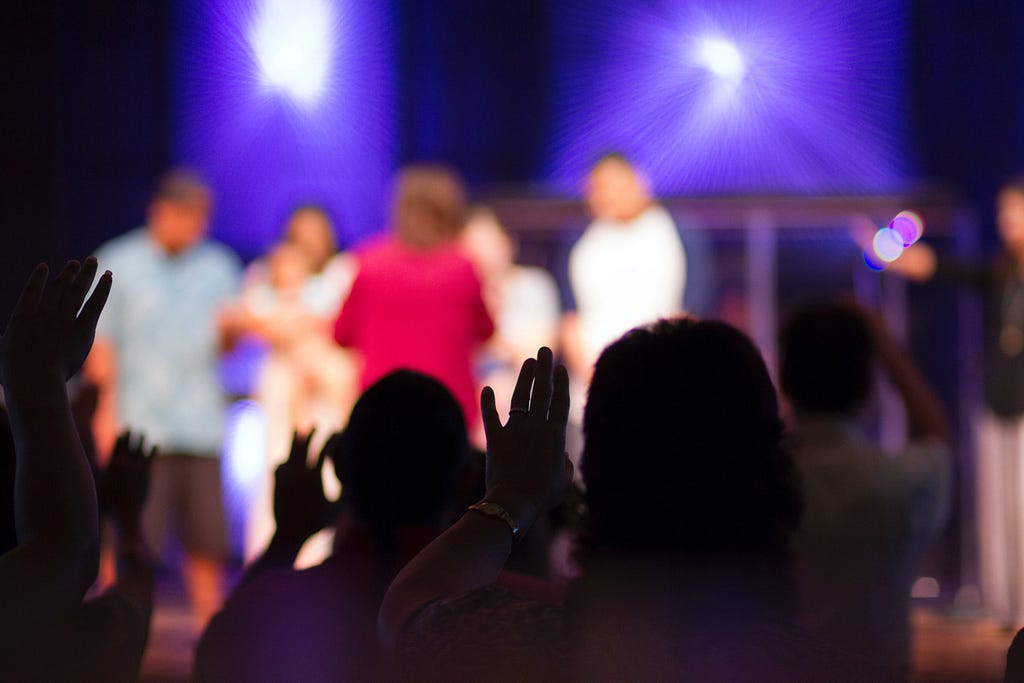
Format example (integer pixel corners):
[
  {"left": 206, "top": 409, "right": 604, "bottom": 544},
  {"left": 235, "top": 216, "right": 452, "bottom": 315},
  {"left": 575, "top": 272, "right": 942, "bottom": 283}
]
[
  {"left": 285, "top": 204, "right": 338, "bottom": 272},
  {"left": 392, "top": 164, "right": 467, "bottom": 250},
  {"left": 581, "top": 318, "right": 800, "bottom": 560},
  {"left": 147, "top": 167, "right": 213, "bottom": 254},
  {"left": 335, "top": 371, "right": 468, "bottom": 540},
  {"left": 780, "top": 304, "right": 873, "bottom": 415},
  {"left": 998, "top": 176, "right": 1024, "bottom": 261},
  {"left": 585, "top": 152, "right": 652, "bottom": 224}
]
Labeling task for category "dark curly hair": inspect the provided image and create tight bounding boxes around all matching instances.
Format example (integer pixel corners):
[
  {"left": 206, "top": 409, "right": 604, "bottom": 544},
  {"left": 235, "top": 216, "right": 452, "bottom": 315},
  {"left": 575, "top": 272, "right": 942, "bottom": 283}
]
[{"left": 581, "top": 318, "right": 802, "bottom": 562}]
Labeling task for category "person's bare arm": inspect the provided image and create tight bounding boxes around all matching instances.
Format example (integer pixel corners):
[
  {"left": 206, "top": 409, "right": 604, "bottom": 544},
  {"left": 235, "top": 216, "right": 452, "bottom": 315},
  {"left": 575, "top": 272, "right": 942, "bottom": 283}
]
[
  {"left": 0, "top": 259, "right": 112, "bottom": 634},
  {"left": 560, "top": 313, "right": 591, "bottom": 382},
  {"left": 84, "top": 337, "right": 119, "bottom": 461},
  {"left": 378, "top": 348, "right": 571, "bottom": 652},
  {"left": 860, "top": 306, "right": 950, "bottom": 443}
]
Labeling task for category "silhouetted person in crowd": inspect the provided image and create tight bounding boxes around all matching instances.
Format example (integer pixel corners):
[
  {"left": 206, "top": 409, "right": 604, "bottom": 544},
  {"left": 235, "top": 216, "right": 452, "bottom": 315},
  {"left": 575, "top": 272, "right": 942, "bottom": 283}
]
[
  {"left": 381, "top": 322, "right": 879, "bottom": 681},
  {"left": 0, "top": 259, "right": 155, "bottom": 680},
  {"left": 195, "top": 371, "right": 469, "bottom": 682},
  {"left": 780, "top": 303, "right": 951, "bottom": 678},
  {"left": 85, "top": 168, "right": 242, "bottom": 630},
  {"left": 334, "top": 164, "right": 494, "bottom": 436}
]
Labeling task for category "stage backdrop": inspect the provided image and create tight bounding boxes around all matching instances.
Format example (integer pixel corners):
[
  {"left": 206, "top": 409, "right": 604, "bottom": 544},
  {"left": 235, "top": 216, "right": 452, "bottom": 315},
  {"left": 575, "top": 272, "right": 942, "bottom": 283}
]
[
  {"left": 174, "top": 0, "right": 396, "bottom": 260},
  {"left": 544, "top": 0, "right": 911, "bottom": 195}
]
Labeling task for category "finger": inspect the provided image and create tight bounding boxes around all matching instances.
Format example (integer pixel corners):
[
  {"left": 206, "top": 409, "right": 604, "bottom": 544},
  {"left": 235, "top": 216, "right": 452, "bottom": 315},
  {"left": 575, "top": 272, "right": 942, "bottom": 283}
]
[
  {"left": 61, "top": 257, "right": 98, "bottom": 317},
  {"left": 531, "top": 347, "right": 555, "bottom": 419},
  {"left": 77, "top": 270, "right": 112, "bottom": 330},
  {"left": 565, "top": 454, "right": 574, "bottom": 482},
  {"left": 40, "top": 261, "right": 81, "bottom": 311},
  {"left": 548, "top": 364, "right": 571, "bottom": 428},
  {"left": 286, "top": 430, "right": 305, "bottom": 466},
  {"left": 10, "top": 263, "right": 48, "bottom": 319},
  {"left": 480, "top": 386, "right": 501, "bottom": 440},
  {"left": 112, "top": 431, "right": 130, "bottom": 463},
  {"left": 133, "top": 434, "right": 147, "bottom": 460},
  {"left": 509, "top": 357, "right": 536, "bottom": 415},
  {"left": 316, "top": 432, "right": 338, "bottom": 472}
]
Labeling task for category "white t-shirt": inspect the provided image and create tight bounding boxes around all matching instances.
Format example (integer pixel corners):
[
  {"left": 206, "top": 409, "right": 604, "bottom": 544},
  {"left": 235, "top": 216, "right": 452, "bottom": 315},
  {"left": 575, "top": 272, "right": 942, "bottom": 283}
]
[{"left": 568, "top": 204, "right": 686, "bottom": 366}]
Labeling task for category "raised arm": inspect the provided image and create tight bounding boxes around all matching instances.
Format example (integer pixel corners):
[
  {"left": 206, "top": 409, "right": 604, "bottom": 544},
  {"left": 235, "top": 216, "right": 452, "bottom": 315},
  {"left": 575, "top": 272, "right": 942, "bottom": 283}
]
[
  {"left": 236, "top": 430, "right": 341, "bottom": 590},
  {"left": 860, "top": 306, "right": 950, "bottom": 444},
  {"left": 378, "top": 347, "right": 571, "bottom": 652},
  {"left": 0, "top": 259, "right": 112, "bottom": 633}
]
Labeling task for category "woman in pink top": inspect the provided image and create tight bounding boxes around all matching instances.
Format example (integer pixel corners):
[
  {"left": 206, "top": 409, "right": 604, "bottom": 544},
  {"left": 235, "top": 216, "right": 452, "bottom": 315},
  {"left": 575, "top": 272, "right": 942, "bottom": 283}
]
[{"left": 334, "top": 164, "right": 494, "bottom": 431}]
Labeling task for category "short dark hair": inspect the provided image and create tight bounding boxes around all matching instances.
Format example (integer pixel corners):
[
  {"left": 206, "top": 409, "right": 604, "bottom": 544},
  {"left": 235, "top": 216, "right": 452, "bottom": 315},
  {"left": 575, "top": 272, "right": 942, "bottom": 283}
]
[
  {"left": 152, "top": 167, "right": 212, "bottom": 204},
  {"left": 780, "top": 304, "right": 873, "bottom": 414},
  {"left": 336, "top": 371, "right": 468, "bottom": 545},
  {"left": 581, "top": 318, "right": 801, "bottom": 560}
]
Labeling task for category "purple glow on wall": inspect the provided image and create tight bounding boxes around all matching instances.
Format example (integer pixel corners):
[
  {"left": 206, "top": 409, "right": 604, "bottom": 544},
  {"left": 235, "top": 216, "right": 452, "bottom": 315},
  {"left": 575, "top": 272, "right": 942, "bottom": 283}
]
[
  {"left": 546, "top": 0, "right": 910, "bottom": 195},
  {"left": 175, "top": 0, "right": 395, "bottom": 260}
]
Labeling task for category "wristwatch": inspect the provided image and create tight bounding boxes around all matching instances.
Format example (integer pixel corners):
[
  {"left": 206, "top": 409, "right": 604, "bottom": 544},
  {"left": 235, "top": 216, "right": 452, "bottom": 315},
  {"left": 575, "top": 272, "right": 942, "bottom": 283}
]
[{"left": 467, "top": 501, "right": 521, "bottom": 541}]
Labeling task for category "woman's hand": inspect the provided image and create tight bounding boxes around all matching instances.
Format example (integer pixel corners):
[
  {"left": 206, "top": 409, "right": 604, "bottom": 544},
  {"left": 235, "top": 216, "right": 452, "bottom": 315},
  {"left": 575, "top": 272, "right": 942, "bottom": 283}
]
[
  {"left": 273, "top": 430, "right": 342, "bottom": 544},
  {"left": 0, "top": 259, "right": 112, "bottom": 387},
  {"left": 479, "top": 347, "right": 572, "bottom": 531}
]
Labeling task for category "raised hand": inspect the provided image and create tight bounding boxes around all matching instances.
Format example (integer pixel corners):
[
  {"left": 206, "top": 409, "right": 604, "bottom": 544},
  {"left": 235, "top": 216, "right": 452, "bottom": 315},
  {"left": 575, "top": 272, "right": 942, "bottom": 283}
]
[
  {"left": 480, "top": 347, "right": 572, "bottom": 526},
  {"left": 99, "top": 430, "right": 155, "bottom": 533},
  {"left": 0, "top": 258, "right": 112, "bottom": 386},
  {"left": 273, "top": 429, "right": 342, "bottom": 544}
]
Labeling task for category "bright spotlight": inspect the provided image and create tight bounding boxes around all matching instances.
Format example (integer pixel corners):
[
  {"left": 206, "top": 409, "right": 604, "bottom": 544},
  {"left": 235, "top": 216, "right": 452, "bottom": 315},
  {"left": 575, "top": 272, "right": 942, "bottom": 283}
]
[
  {"left": 249, "top": 0, "right": 334, "bottom": 106},
  {"left": 696, "top": 37, "right": 745, "bottom": 81}
]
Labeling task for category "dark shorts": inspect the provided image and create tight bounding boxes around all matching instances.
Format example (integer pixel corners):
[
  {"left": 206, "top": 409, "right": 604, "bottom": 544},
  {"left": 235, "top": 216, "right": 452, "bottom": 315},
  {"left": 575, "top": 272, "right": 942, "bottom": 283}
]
[{"left": 143, "top": 453, "right": 229, "bottom": 563}]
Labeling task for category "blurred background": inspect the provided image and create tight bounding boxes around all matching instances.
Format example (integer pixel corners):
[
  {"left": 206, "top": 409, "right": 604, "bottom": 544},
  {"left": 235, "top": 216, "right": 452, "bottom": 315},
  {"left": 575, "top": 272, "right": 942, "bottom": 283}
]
[{"left": 2, "top": 1, "right": 1024, "bottom": 676}]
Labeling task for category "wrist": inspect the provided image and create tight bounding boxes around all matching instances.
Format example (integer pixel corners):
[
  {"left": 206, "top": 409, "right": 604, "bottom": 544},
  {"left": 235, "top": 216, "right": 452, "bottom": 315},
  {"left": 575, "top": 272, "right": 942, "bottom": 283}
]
[
  {"left": 270, "top": 526, "right": 314, "bottom": 550},
  {"left": 4, "top": 367, "right": 66, "bottom": 395},
  {"left": 479, "top": 490, "right": 542, "bottom": 538}
]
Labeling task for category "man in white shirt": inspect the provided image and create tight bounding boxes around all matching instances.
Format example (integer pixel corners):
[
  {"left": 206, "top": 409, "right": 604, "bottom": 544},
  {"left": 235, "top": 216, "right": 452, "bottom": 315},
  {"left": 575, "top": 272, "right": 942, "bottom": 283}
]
[
  {"left": 562, "top": 154, "right": 687, "bottom": 388},
  {"left": 780, "top": 303, "right": 951, "bottom": 679}
]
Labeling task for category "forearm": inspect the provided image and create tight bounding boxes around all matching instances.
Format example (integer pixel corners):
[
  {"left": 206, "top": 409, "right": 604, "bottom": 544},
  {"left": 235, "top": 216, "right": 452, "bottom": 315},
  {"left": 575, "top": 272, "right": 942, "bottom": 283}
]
[
  {"left": 0, "top": 373, "right": 100, "bottom": 619},
  {"left": 107, "top": 518, "right": 154, "bottom": 617},
  {"left": 874, "top": 336, "right": 950, "bottom": 443},
  {"left": 85, "top": 341, "right": 119, "bottom": 459},
  {"left": 6, "top": 375, "right": 100, "bottom": 565},
  {"left": 560, "top": 314, "right": 590, "bottom": 380},
  {"left": 237, "top": 531, "right": 306, "bottom": 590},
  {"left": 379, "top": 504, "right": 532, "bottom": 651}
]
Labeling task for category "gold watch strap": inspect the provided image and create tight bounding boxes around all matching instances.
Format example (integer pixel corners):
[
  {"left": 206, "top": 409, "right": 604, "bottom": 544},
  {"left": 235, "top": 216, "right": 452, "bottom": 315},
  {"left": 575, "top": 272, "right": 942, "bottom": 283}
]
[{"left": 467, "top": 501, "right": 521, "bottom": 541}]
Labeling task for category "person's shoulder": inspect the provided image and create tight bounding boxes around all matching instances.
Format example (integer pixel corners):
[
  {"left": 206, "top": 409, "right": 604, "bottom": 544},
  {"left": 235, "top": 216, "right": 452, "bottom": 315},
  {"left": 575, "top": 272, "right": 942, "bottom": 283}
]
[
  {"left": 513, "top": 264, "right": 559, "bottom": 293},
  {"left": 403, "top": 584, "right": 564, "bottom": 646},
  {"left": 397, "top": 584, "right": 567, "bottom": 680},
  {"left": 195, "top": 238, "right": 242, "bottom": 271},
  {"left": 94, "top": 228, "right": 148, "bottom": 260},
  {"left": 889, "top": 439, "right": 951, "bottom": 487}
]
